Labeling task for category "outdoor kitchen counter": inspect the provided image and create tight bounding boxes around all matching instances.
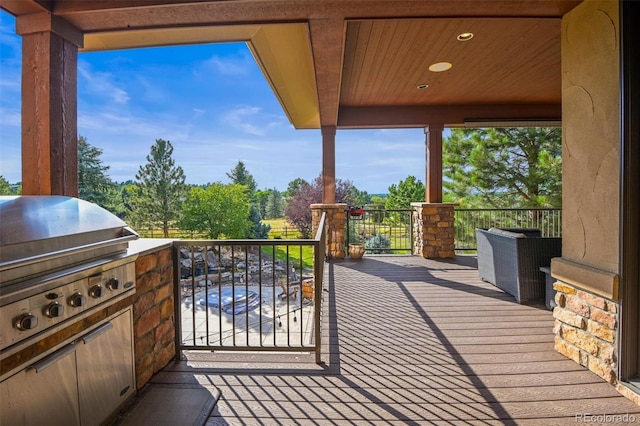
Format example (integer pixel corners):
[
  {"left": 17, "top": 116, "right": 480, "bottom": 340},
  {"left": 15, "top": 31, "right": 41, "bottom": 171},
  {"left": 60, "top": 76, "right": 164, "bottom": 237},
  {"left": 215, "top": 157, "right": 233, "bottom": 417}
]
[{"left": 127, "top": 238, "right": 175, "bottom": 257}]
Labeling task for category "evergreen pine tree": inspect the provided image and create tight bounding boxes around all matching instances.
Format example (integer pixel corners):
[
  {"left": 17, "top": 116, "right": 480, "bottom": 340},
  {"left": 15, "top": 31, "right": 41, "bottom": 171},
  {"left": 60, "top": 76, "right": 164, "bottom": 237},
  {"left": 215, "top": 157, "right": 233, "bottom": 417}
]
[{"left": 132, "top": 139, "right": 187, "bottom": 237}]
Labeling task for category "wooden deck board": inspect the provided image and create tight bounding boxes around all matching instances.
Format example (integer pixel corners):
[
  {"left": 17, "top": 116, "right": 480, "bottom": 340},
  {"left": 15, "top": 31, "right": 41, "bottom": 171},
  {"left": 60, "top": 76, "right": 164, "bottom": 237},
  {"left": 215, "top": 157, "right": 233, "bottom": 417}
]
[{"left": 135, "top": 255, "right": 640, "bottom": 424}]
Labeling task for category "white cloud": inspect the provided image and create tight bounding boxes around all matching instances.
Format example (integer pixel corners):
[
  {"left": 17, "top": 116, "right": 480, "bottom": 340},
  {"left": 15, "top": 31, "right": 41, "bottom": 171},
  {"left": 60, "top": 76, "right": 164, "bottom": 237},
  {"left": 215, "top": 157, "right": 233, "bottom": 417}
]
[
  {"left": 222, "top": 106, "right": 266, "bottom": 136},
  {"left": 203, "top": 53, "right": 252, "bottom": 76},
  {"left": 78, "top": 61, "right": 130, "bottom": 104}
]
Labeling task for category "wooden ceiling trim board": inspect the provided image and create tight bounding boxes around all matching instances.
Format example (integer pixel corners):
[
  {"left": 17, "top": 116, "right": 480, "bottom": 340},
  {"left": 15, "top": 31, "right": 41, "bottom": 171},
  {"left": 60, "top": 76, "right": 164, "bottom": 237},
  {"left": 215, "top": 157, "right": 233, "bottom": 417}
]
[
  {"left": 343, "top": 21, "right": 372, "bottom": 103},
  {"left": 380, "top": 20, "right": 413, "bottom": 104},
  {"left": 368, "top": 20, "right": 402, "bottom": 105},
  {"left": 403, "top": 20, "right": 440, "bottom": 96},
  {"left": 339, "top": 21, "right": 361, "bottom": 102},
  {"left": 343, "top": 20, "right": 381, "bottom": 104}
]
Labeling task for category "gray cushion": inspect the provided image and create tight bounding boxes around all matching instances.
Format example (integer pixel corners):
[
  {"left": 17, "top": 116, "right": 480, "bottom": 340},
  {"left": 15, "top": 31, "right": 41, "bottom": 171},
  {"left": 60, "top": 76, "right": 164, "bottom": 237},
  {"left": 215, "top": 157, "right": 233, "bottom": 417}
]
[{"left": 487, "top": 228, "right": 526, "bottom": 238}]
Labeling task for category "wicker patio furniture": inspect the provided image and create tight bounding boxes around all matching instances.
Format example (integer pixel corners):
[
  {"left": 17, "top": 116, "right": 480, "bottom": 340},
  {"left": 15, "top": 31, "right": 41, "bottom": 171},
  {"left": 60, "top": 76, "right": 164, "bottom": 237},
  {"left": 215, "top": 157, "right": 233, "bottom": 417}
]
[{"left": 476, "top": 228, "right": 562, "bottom": 303}]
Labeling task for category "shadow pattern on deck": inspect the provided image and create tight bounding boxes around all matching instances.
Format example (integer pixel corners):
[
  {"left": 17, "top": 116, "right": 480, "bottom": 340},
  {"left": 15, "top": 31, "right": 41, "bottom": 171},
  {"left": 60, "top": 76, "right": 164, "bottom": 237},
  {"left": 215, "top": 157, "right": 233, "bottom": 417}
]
[{"left": 147, "top": 255, "right": 640, "bottom": 425}]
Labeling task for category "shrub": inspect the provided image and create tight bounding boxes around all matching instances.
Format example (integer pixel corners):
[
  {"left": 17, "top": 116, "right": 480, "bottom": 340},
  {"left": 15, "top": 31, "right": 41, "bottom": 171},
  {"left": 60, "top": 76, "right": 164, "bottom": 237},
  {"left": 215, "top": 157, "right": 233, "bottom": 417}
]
[{"left": 364, "top": 234, "right": 392, "bottom": 254}]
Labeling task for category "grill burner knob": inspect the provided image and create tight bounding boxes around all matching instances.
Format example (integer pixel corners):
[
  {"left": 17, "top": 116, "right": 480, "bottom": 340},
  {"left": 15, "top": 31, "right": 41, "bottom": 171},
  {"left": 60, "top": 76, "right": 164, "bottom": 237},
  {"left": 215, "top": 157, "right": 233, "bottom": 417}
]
[
  {"left": 90, "top": 285, "right": 106, "bottom": 298},
  {"left": 44, "top": 302, "right": 64, "bottom": 318},
  {"left": 106, "top": 278, "right": 120, "bottom": 291},
  {"left": 69, "top": 292, "right": 87, "bottom": 307},
  {"left": 15, "top": 313, "right": 38, "bottom": 331}
]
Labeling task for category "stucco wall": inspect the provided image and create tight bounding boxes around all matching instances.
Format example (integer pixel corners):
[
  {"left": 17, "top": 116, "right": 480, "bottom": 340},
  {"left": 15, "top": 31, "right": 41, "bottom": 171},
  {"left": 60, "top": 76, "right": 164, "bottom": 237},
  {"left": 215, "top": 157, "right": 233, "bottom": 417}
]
[
  {"left": 552, "top": 0, "right": 624, "bottom": 388},
  {"left": 561, "top": 0, "right": 620, "bottom": 272}
]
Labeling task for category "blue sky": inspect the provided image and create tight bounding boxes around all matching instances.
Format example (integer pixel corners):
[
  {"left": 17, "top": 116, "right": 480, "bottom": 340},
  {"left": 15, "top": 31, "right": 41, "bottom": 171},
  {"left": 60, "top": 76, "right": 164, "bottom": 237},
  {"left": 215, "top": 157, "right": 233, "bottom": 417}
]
[{"left": 0, "top": 11, "right": 430, "bottom": 194}]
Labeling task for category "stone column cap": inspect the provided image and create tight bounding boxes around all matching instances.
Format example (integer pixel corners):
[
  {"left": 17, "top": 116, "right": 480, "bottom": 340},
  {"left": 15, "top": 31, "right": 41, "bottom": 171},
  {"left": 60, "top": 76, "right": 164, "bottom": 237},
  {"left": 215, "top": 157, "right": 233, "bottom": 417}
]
[
  {"left": 311, "top": 203, "right": 348, "bottom": 208},
  {"left": 410, "top": 202, "right": 458, "bottom": 207}
]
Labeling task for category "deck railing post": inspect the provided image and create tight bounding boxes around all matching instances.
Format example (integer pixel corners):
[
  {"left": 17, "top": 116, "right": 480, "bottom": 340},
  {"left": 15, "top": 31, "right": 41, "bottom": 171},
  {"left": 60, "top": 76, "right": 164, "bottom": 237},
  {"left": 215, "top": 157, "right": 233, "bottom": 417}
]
[{"left": 314, "top": 213, "right": 326, "bottom": 364}]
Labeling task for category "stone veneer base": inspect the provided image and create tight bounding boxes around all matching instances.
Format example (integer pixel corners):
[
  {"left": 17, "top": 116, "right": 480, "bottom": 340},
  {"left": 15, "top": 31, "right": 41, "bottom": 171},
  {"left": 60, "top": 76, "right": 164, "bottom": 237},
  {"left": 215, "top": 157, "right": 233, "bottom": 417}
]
[
  {"left": 552, "top": 280, "right": 619, "bottom": 384},
  {"left": 411, "top": 203, "right": 456, "bottom": 259}
]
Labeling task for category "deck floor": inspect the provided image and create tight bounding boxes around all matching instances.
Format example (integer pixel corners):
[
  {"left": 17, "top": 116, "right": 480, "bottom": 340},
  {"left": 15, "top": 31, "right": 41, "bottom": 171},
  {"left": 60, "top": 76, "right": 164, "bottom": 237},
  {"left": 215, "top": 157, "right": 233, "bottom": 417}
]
[{"left": 146, "top": 255, "right": 640, "bottom": 425}]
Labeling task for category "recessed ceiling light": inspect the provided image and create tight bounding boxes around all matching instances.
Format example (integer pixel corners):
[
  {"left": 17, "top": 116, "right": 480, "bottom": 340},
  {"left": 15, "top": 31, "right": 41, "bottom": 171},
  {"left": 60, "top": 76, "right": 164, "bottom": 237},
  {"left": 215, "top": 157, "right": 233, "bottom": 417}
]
[
  {"left": 429, "top": 62, "right": 452, "bottom": 72},
  {"left": 417, "top": 84, "right": 429, "bottom": 89},
  {"left": 457, "top": 32, "right": 474, "bottom": 41}
]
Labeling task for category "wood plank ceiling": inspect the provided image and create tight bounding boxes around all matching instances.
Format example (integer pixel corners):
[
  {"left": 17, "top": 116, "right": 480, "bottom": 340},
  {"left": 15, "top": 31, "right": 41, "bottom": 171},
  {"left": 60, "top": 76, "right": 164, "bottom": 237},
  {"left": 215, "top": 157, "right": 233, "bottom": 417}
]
[{"left": 1, "top": 0, "right": 583, "bottom": 129}]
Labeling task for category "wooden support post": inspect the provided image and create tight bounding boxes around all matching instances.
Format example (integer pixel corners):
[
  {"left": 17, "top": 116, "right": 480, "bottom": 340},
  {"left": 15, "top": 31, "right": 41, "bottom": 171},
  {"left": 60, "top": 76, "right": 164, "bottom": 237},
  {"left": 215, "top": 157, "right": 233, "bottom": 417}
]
[
  {"left": 321, "top": 126, "right": 336, "bottom": 204},
  {"left": 425, "top": 124, "right": 444, "bottom": 203},
  {"left": 17, "top": 13, "right": 83, "bottom": 196}
]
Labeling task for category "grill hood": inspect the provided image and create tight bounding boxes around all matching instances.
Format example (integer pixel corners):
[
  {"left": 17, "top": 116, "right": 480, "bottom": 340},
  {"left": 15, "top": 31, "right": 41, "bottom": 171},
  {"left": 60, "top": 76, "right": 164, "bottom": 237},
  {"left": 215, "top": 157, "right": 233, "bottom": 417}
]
[{"left": 0, "top": 196, "right": 138, "bottom": 285}]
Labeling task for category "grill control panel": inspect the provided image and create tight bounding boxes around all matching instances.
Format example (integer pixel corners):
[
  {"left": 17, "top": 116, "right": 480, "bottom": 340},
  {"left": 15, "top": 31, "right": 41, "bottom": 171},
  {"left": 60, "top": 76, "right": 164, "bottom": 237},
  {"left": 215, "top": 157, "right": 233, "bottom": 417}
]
[{"left": 0, "top": 262, "right": 136, "bottom": 353}]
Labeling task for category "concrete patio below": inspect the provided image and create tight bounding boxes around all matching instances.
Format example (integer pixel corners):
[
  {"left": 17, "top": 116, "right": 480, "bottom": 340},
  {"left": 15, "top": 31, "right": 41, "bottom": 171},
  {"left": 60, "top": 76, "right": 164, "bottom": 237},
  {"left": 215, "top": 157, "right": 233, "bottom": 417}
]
[{"left": 132, "top": 255, "right": 640, "bottom": 425}]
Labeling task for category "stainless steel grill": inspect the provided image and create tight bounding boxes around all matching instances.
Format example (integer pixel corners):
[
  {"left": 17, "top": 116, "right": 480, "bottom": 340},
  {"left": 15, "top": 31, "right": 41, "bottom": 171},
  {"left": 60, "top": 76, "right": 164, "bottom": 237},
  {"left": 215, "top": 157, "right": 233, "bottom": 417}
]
[
  {"left": 1, "top": 195, "right": 138, "bottom": 287},
  {"left": 0, "top": 196, "right": 140, "bottom": 426}
]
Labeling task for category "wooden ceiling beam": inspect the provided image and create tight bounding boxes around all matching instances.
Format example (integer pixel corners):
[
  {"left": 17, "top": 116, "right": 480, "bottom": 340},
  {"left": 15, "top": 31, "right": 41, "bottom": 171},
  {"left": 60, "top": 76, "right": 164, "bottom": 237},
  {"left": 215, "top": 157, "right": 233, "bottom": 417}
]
[
  {"left": 0, "top": 0, "right": 51, "bottom": 15},
  {"left": 309, "top": 18, "right": 345, "bottom": 127},
  {"left": 2, "top": 1, "right": 582, "bottom": 32},
  {"left": 337, "top": 104, "right": 562, "bottom": 128},
  {"left": 49, "top": 0, "right": 583, "bottom": 18}
]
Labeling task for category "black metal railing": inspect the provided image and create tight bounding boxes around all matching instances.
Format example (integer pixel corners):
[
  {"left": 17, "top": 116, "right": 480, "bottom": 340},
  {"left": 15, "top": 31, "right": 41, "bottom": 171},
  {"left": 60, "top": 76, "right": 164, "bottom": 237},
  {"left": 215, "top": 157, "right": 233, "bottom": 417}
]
[
  {"left": 454, "top": 208, "right": 562, "bottom": 250},
  {"left": 173, "top": 213, "right": 326, "bottom": 364},
  {"left": 346, "top": 208, "right": 413, "bottom": 254}
]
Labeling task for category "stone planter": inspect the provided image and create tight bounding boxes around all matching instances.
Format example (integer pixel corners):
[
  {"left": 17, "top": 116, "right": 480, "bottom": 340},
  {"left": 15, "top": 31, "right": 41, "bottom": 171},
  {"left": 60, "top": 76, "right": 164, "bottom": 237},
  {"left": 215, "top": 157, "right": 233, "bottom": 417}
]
[{"left": 349, "top": 243, "right": 365, "bottom": 259}]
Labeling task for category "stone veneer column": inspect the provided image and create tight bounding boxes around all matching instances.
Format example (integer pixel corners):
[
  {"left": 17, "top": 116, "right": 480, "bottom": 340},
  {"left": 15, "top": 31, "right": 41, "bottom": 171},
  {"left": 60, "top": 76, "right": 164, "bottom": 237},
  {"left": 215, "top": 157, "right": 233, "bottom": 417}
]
[
  {"left": 133, "top": 246, "right": 175, "bottom": 389},
  {"left": 411, "top": 202, "right": 456, "bottom": 259},
  {"left": 311, "top": 203, "right": 347, "bottom": 259}
]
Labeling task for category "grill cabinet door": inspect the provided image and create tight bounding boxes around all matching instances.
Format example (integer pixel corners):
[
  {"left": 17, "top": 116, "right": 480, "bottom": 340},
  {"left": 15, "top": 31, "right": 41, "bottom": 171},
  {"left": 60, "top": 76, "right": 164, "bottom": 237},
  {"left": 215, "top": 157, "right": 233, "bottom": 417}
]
[
  {"left": 76, "top": 309, "right": 135, "bottom": 426},
  {"left": 0, "top": 344, "right": 80, "bottom": 426}
]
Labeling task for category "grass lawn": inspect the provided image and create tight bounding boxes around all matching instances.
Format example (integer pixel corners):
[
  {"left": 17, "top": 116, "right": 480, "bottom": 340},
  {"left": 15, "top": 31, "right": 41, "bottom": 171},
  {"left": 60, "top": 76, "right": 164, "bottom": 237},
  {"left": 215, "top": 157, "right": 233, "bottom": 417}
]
[
  {"left": 261, "top": 244, "right": 315, "bottom": 271},
  {"left": 263, "top": 218, "right": 302, "bottom": 239},
  {"left": 262, "top": 218, "right": 314, "bottom": 269}
]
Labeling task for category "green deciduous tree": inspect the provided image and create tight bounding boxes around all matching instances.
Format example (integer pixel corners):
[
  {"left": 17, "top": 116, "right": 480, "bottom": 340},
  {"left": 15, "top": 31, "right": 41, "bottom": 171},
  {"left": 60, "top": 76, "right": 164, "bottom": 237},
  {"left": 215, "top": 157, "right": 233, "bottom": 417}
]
[
  {"left": 78, "top": 136, "right": 114, "bottom": 208},
  {"left": 0, "top": 176, "right": 12, "bottom": 195},
  {"left": 132, "top": 139, "right": 187, "bottom": 237},
  {"left": 443, "top": 127, "right": 562, "bottom": 207},
  {"left": 180, "top": 183, "right": 251, "bottom": 239},
  {"left": 255, "top": 189, "right": 270, "bottom": 218},
  {"left": 347, "top": 187, "right": 371, "bottom": 207},
  {"left": 226, "top": 161, "right": 271, "bottom": 239},
  {"left": 385, "top": 176, "right": 425, "bottom": 210}
]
